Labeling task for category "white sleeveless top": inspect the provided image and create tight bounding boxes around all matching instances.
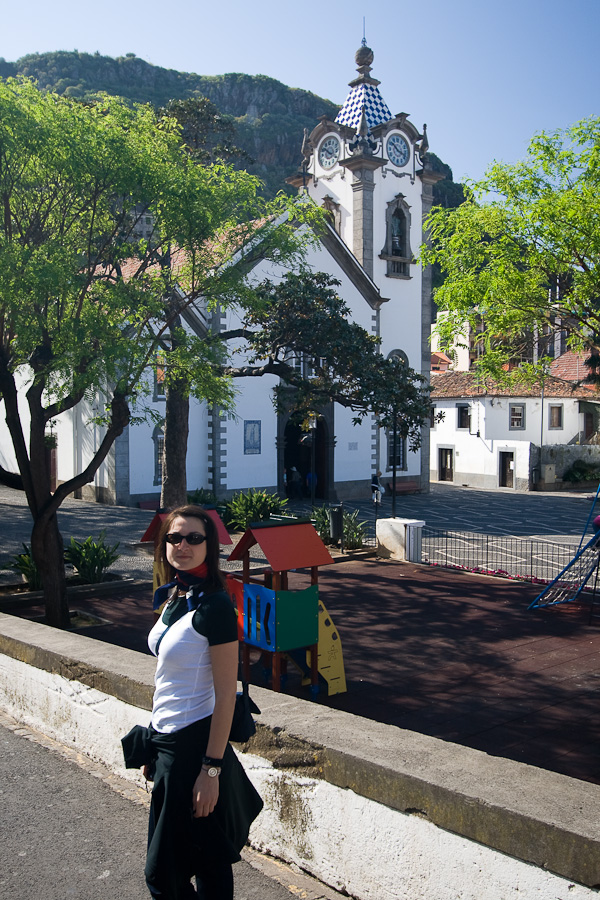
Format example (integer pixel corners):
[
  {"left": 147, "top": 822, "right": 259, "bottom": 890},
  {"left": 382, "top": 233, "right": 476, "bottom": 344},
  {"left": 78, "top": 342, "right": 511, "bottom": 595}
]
[{"left": 148, "top": 590, "right": 237, "bottom": 734}]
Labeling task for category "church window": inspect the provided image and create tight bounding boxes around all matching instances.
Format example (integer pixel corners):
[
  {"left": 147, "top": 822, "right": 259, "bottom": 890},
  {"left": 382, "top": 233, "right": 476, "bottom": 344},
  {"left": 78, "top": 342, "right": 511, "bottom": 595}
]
[
  {"left": 153, "top": 423, "right": 165, "bottom": 485},
  {"left": 154, "top": 353, "right": 166, "bottom": 400},
  {"left": 321, "top": 196, "right": 341, "bottom": 235},
  {"left": 380, "top": 195, "right": 413, "bottom": 278}
]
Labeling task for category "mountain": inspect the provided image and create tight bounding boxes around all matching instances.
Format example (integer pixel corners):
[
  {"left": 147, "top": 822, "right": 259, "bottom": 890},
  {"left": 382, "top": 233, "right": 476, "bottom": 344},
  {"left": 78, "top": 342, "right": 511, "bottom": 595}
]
[
  {"left": 0, "top": 50, "right": 461, "bottom": 202},
  {"left": 0, "top": 50, "right": 339, "bottom": 196}
]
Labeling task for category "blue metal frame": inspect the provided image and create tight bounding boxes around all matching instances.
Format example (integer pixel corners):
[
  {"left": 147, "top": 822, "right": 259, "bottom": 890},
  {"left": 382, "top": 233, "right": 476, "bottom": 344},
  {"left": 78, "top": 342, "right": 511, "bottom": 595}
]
[{"left": 528, "top": 530, "right": 600, "bottom": 609}]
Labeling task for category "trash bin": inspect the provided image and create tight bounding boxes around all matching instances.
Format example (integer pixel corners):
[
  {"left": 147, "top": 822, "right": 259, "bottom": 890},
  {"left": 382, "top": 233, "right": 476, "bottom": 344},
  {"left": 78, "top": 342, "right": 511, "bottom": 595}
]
[{"left": 328, "top": 504, "right": 344, "bottom": 543}]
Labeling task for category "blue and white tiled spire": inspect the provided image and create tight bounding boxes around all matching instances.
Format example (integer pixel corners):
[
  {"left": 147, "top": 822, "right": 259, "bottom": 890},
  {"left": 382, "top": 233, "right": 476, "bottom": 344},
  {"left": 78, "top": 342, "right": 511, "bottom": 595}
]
[{"left": 335, "top": 42, "right": 392, "bottom": 132}]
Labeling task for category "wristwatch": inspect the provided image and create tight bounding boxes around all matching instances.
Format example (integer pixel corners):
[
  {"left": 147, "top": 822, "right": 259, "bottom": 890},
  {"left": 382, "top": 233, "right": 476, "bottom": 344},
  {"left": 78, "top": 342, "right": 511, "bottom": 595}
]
[{"left": 202, "top": 755, "right": 223, "bottom": 777}]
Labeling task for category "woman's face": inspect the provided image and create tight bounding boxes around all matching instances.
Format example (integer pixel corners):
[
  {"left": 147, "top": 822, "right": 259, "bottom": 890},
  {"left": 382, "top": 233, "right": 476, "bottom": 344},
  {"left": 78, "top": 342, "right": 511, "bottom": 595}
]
[{"left": 164, "top": 515, "right": 208, "bottom": 572}]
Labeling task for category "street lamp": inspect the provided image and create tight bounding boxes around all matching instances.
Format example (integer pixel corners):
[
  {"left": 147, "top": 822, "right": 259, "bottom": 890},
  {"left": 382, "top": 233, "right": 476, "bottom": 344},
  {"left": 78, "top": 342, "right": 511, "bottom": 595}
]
[{"left": 308, "top": 412, "right": 317, "bottom": 508}]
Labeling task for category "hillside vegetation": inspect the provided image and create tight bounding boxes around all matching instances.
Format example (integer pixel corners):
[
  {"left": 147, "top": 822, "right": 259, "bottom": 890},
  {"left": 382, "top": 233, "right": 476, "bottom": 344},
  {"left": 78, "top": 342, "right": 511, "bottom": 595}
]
[{"left": 0, "top": 50, "right": 461, "bottom": 201}]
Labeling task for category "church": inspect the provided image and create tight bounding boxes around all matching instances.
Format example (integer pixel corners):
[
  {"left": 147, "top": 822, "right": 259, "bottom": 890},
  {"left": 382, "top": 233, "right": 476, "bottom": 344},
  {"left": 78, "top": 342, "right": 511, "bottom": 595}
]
[{"left": 7, "top": 43, "right": 441, "bottom": 507}]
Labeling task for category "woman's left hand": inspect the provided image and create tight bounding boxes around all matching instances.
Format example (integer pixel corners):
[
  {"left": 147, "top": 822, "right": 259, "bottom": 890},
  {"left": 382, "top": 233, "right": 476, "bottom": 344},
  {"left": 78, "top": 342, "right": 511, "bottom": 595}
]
[{"left": 192, "top": 769, "right": 220, "bottom": 817}]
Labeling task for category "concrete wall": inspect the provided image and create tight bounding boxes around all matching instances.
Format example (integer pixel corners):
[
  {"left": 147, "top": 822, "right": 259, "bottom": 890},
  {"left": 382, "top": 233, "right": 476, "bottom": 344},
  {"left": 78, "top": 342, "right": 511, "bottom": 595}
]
[{"left": 1, "top": 613, "right": 599, "bottom": 900}]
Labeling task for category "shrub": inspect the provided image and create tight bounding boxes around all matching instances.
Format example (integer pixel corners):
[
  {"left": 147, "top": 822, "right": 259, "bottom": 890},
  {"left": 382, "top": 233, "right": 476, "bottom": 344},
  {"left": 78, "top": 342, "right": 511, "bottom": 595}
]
[
  {"left": 312, "top": 505, "right": 333, "bottom": 544},
  {"left": 562, "top": 459, "right": 600, "bottom": 483},
  {"left": 8, "top": 544, "right": 43, "bottom": 589},
  {"left": 64, "top": 531, "right": 120, "bottom": 584},
  {"left": 224, "top": 489, "right": 288, "bottom": 532},
  {"left": 187, "top": 487, "right": 218, "bottom": 506},
  {"left": 311, "top": 506, "right": 367, "bottom": 549},
  {"left": 342, "top": 509, "right": 367, "bottom": 550}
]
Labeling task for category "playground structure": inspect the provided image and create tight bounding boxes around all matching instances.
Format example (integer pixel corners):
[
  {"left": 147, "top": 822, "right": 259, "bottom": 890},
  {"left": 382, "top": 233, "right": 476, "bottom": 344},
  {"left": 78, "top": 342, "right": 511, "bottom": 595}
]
[
  {"left": 227, "top": 520, "right": 347, "bottom": 696},
  {"left": 529, "top": 483, "right": 600, "bottom": 613}
]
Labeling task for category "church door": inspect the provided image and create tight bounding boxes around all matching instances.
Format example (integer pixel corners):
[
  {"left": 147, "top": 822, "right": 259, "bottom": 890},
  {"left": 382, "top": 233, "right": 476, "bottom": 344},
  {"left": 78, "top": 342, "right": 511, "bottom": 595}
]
[{"left": 283, "top": 416, "right": 328, "bottom": 501}]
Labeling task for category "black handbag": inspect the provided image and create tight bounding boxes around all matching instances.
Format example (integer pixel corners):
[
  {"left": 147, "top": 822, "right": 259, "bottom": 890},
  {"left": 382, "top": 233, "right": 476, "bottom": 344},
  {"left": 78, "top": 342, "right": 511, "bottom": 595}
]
[{"left": 230, "top": 670, "right": 260, "bottom": 743}]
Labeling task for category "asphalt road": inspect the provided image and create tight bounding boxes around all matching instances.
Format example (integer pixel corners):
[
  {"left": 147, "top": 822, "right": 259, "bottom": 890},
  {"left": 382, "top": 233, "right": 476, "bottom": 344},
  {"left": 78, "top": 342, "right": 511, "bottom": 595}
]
[{"left": 0, "top": 715, "right": 336, "bottom": 900}]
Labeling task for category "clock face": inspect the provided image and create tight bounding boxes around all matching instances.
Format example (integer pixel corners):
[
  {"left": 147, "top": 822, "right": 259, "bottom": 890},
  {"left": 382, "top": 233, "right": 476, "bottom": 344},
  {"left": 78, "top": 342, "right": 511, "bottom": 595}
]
[
  {"left": 387, "top": 134, "right": 410, "bottom": 167},
  {"left": 318, "top": 136, "right": 340, "bottom": 170}
]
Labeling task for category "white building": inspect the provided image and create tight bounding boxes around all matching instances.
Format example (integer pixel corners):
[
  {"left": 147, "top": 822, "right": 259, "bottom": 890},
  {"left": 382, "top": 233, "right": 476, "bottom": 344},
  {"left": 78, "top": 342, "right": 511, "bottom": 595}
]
[
  {"left": 430, "top": 371, "right": 600, "bottom": 491},
  {"left": 1, "top": 44, "right": 439, "bottom": 506}
]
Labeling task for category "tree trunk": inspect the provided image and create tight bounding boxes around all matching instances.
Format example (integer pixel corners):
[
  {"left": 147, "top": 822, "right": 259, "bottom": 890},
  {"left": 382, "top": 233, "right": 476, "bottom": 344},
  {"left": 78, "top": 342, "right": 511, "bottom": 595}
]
[
  {"left": 160, "top": 381, "right": 190, "bottom": 509},
  {"left": 31, "top": 512, "right": 70, "bottom": 629}
]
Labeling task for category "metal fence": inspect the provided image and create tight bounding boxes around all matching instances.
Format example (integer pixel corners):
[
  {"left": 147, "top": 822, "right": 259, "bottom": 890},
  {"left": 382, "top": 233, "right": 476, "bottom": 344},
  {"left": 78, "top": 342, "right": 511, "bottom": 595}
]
[{"left": 421, "top": 527, "right": 577, "bottom": 585}]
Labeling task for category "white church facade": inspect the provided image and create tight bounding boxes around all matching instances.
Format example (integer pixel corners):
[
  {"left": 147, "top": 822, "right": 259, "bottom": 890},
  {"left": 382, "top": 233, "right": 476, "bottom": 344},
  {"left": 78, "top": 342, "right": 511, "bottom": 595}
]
[{"left": 0, "top": 44, "right": 441, "bottom": 507}]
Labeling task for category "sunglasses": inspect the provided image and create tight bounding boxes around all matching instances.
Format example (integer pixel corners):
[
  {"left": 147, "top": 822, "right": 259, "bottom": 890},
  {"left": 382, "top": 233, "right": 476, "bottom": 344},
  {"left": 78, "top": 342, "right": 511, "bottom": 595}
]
[{"left": 164, "top": 532, "right": 207, "bottom": 546}]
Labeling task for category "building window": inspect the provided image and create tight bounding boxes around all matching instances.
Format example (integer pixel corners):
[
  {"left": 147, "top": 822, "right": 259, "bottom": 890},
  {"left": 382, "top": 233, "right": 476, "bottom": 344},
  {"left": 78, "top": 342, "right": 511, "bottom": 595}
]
[
  {"left": 548, "top": 405, "right": 563, "bottom": 430},
  {"left": 509, "top": 404, "right": 526, "bottom": 430},
  {"left": 457, "top": 404, "right": 470, "bottom": 429},
  {"left": 153, "top": 423, "right": 165, "bottom": 485},
  {"left": 154, "top": 353, "right": 166, "bottom": 400},
  {"left": 380, "top": 194, "right": 413, "bottom": 278},
  {"left": 387, "top": 432, "right": 407, "bottom": 470},
  {"left": 430, "top": 405, "right": 437, "bottom": 429}
]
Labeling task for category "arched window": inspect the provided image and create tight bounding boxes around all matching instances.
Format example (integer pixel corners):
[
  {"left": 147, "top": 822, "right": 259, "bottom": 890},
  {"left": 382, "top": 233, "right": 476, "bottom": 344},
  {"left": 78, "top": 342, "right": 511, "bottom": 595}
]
[
  {"left": 380, "top": 195, "right": 413, "bottom": 278},
  {"left": 321, "top": 195, "right": 341, "bottom": 235},
  {"left": 385, "top": 350, "right": 408, "bottom": 470},
  {"left": 153, "top": 422, "right": 165, "bottom": 486}
]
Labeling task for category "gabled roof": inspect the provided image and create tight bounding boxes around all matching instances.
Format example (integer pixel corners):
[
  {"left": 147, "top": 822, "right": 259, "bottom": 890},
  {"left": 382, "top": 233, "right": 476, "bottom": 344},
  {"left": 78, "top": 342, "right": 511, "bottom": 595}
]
[
  {"left": 549, "top": 350, "right": 589, "bottom": 382},
  {"left": 430, "top": 370, "right": 600, "bottom": 401},
  {"left": 228, "top": 522, "right": 333, "bottom": 571}
]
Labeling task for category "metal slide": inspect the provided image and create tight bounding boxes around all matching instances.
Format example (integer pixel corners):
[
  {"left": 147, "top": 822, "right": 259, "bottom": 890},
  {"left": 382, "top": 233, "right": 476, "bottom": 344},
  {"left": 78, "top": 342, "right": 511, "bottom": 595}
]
[{"left": 528, "top": 530, "right": 600, "bottom": 608}]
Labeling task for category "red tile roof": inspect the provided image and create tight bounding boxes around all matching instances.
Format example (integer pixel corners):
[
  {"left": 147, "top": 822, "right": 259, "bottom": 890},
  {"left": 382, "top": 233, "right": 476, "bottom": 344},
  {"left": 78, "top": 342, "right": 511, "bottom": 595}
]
[
  {"left": 549, "top": 350, "right": 589, "bottom": 382},
  {"left": 430, "top": 370, "right": 600, "bottom": 400}
]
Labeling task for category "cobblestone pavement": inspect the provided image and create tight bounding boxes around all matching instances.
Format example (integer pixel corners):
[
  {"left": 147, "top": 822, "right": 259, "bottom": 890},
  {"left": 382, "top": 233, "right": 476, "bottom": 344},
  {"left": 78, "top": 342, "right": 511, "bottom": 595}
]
[
  {"left": 0, "top": 483, "right": 595, "bottom": 585},
  {"left": 289, "top": 482, "right": 597, "bottom": 544}
]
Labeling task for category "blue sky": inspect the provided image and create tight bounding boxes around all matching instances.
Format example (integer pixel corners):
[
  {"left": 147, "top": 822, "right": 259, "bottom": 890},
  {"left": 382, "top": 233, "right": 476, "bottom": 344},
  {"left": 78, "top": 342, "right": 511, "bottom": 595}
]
[{"left": 2, "top": 0, "right": 598, "bottom": 183}]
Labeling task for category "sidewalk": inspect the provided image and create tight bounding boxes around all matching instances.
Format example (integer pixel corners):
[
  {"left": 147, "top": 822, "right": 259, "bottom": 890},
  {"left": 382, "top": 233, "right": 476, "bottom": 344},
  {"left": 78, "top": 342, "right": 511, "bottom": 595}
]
[{"left": 0, "top": 710, "right": 343, "bottom": 900}]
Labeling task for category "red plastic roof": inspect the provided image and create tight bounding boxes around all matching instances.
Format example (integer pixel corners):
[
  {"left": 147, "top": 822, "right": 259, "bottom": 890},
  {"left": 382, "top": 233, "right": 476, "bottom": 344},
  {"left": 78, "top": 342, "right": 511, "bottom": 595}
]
[
  {"left": 140, "top": 510, "right": 232, "bottom": 545},
  {"left": 228, "top": 522, "right": 333, "bottom": 570}
]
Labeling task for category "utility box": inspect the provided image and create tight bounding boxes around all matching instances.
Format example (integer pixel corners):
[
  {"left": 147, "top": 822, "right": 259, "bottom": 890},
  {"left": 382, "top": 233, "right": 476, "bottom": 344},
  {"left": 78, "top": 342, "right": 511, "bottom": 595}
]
[{"left": 541, "top": 464, "right": 556, "bottom": 485}]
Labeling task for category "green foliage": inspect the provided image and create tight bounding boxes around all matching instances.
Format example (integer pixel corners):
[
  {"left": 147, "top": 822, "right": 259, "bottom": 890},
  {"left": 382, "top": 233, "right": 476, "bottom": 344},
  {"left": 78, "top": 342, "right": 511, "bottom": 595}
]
[
  {"left": 311, "top": 506, "right": 367, "bottom": 549},
  {"left": 187, "top": 487, "right": 218, "bottom": 506},
  {"left": 311, "top": 505, "right": 333, "bottom": 544},
  {"left": 231, "top": 272, "right": 432, "bottom": 449},
  {"left": 64, "top": 532, "right": 120, "bottom": 584},
  {"left": 562, "top": 460, "right": 600, "bottom": 483},
  {"left": 423, "top": 117, "right": 600, "bottom": 379},
  {"left": 8, "top": 544, "right": 43, "bottom": 589},
  {"left": 2, "top": 51, "right": 340, "bottom": 198},
  {"left": 342, "top": 509, "right": 367, "bottom": 550},
  {"left": 224, "top": 489, "right": 288, "bottom": 532}
]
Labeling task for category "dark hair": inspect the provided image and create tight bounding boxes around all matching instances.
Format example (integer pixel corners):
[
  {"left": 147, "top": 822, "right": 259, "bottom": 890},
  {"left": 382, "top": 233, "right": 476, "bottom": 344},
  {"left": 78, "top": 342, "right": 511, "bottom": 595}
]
[{"left": 156, "top": 505, "right": 225, "bottom": 592}]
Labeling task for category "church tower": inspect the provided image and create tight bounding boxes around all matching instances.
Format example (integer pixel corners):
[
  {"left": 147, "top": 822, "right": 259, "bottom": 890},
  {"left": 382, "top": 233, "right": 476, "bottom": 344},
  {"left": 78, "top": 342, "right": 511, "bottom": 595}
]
[{"left": 289, "top": 42, "right": 442, "bottom": 490}]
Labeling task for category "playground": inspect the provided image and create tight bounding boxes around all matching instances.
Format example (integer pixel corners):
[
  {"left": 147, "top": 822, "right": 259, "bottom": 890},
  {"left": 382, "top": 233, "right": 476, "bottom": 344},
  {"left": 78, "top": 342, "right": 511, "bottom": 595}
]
[{"left": 1, "top": 484, "right": 599, "bottom": 787}]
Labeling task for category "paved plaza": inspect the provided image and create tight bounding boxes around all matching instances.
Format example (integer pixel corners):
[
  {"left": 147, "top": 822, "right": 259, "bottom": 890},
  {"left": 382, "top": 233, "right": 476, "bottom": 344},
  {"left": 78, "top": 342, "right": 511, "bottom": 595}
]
[{"left": 1, "top": 483, "right": 600, "bottom": 787}]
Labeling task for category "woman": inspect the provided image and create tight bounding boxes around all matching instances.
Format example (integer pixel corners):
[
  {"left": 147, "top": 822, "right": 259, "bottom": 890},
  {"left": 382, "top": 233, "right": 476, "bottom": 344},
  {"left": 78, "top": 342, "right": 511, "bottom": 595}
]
[{"left": 143, "top": 505, "right": 262, "bottom": 900}]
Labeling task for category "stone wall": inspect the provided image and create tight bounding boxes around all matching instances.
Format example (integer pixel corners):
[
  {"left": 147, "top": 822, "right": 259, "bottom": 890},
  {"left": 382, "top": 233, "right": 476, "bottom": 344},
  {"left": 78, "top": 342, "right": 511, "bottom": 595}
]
[{"left": 1, "top": 613, "right": 599, "bottom": 900}]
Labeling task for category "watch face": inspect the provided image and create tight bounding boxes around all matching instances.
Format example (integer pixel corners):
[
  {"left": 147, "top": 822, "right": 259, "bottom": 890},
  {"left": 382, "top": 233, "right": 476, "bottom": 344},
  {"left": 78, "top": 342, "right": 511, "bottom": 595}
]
[
  {"left": 318, "top": 136, "right": 340, "bottom": 170},
  {"left": 387, "top": 134, "right": 410, "bottom": 167}
]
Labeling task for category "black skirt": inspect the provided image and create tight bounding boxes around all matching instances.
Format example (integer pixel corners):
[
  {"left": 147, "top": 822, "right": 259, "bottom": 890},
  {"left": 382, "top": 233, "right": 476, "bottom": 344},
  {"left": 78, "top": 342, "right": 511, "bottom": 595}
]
[{"left": 143, "top": 717, "right": 263, "bottom": 897}]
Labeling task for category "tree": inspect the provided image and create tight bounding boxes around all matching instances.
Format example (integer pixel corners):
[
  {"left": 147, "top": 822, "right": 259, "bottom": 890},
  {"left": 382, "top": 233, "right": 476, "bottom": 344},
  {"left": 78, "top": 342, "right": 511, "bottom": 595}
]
[
  {"left": 157, "top": 96, "right": 251, "bottom": 509},
  {"left": 422, "top": 117, "right": 600, "bottom": 379},
  {"left": 0, "top": 78, "right": 302, "bottom": 627},
  {"left": 219, "top": 272, "right": 432, "bottom": 449}
]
